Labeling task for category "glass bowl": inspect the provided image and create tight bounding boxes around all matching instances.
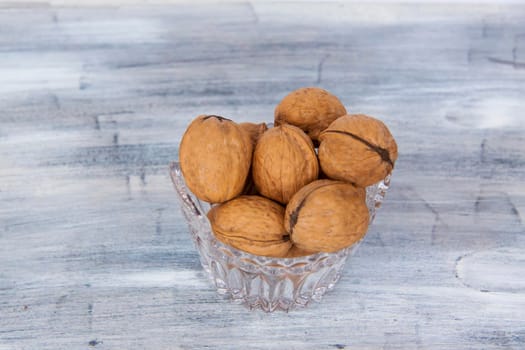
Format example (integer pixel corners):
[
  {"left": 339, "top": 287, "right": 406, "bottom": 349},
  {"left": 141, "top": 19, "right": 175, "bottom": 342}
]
[{"left": 169, "top": 162, "right": 391, "bottom": 312}]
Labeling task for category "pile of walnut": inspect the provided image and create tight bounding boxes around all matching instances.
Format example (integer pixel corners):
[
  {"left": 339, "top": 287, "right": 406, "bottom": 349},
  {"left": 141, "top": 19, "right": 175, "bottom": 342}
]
[{"left": 179, "top": 87, "right": 398, "bottom": 258}]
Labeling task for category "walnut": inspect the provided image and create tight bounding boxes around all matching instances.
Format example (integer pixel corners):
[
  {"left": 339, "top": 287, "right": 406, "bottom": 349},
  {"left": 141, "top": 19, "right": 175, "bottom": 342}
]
[
  {"left": 285, "top": 245, "right": 318, "bottom": 258},
  {"left": 274, "top": 87, "right": 347, "bottom": 141},
  {"left": 239, "top": 122, "right": 268, "bottom": 147},
  {"left": 318, "top": 114, "right": 398, "bottom": 187},
  {"left": 239, "top": 122, "right": 268, "bottom": 195},
  {"left": 179, "top": 115, "right": 252, "bottom": 203},
  {"left": 207, "top": 195, "right": 292, "bottom": 257},
  {"left": 284, "top": 180, "right": 369, "bottom": 253},
  {"left": 252, "top": 124, "right": 318, "bottom": 204}
]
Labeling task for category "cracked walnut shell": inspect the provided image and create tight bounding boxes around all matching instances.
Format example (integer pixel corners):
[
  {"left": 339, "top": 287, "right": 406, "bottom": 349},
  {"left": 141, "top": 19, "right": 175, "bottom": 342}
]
[
  {"left": 207, "top": 195, "right": 292, "bottom": 257},
  {"left": 252, "top": 124, "right": 318, "bottom": 204},
  {"left": 285, "top": 180, "right": 369, "bottom": 253},
  {"left": 179, "top": 115, "right": 253, "bottom": 203},
  {"left": 318, "top": 114, "right": 398, "bottom": 187},
  {"left": 274, "top": 87, "right": 347, "bottom": 141}
]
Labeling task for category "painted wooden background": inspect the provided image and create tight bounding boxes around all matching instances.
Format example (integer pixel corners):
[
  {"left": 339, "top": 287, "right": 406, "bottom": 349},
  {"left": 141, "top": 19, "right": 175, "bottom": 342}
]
[{"left": 1, "top": 2, "right": 524, "bottom": 349}]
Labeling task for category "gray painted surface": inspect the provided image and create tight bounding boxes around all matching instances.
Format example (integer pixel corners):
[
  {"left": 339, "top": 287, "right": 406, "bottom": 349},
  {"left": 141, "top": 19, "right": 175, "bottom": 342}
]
[{"left": 1, "top": 2, "right": 524, "bottom": 349}]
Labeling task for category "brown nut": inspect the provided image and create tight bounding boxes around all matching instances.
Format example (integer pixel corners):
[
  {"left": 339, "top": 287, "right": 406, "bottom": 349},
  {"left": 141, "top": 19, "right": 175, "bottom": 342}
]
[
  {"left": 179, "top": 115, "right": 252, "bottom": 203},
  {"left": 285, "top": 180, "right": 369, "bottom": 253},
  {"left": 239, "top": 122, "right": 268, "bottom": 195},
  {"left": 252, "top": 124, "right": 318, "bottom": 204},
  {"left": 285, "top": 245, "right": 318, "bottom": 258},
  {"left": 239, "top": 122, "right": 268, "bottom": 147},
  {"left": 274, "top": 87, "right": 347, "bottom": 141},
  {"left": 318, "top": 114, "right": 398, "bottom": 187},
  {"left": 207, "top": 195, "right": 292, "bottom": 257}
]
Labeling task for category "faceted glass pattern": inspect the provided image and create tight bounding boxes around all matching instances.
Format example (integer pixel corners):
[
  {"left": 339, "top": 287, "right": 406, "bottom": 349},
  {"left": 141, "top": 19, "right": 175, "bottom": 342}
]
[{"left": 169, "top": 162, "right": 391, "bottom": 312}]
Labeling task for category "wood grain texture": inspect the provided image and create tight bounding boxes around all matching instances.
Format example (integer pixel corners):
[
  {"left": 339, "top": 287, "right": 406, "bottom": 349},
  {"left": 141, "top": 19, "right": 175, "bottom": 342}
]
[{"left": 1, "top": 2, "right": 524, "bottom": 349}]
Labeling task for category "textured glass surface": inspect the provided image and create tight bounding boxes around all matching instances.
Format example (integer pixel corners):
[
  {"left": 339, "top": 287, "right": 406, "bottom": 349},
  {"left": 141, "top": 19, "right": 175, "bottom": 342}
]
[{"left": 169, "top": 162, "right": 391, "bottom": 312}]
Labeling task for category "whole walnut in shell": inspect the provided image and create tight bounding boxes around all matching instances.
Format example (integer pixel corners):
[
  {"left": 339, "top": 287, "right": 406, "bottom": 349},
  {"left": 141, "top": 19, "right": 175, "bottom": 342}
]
[
  {"left": 274, "top": 87, "right": 347, "bottom": 141},
  {"left": 252, "top": 124, "right": 318, "bottom": 204},
  {"left": 318, "top": 114, "right": 398, "bottom": 188},
  {"left": 179, "top": 115, "right": 252, "bottom": 203},
  {"left": 285, "top": 180, "right": 369, "bottom": 253},
  {"left": 207, "top": 195, "right": 292, "bottom": 257}
]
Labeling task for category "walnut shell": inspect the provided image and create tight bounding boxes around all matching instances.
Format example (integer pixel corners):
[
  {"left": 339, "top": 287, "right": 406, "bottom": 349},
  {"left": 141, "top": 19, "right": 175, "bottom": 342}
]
[
  {"left": 318, "top": 114, "right": 398, "bottom": 187},
  {"left": 285, "top": 245, "right": 318, "bottom": 258},
  {"left": 207, "top": 195, "right": 292, "bottom": 257},
  {"left": 239, "top": 122, "right": 268, "bottom": 147},
  {"left": 252, "top": 124, "right": 318, "bottom": 204},
  {"left": 285, "top": 180, "right": 369, "bottom": 253},
  {"left": 239, "top": 122, "right": 267, "bottom": 196},
  {"left": 274, "top": 87, "right": 347, "bottom": 141},
  {"left": 179, "top": 115, "right": 253, "bottom": 203}
]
